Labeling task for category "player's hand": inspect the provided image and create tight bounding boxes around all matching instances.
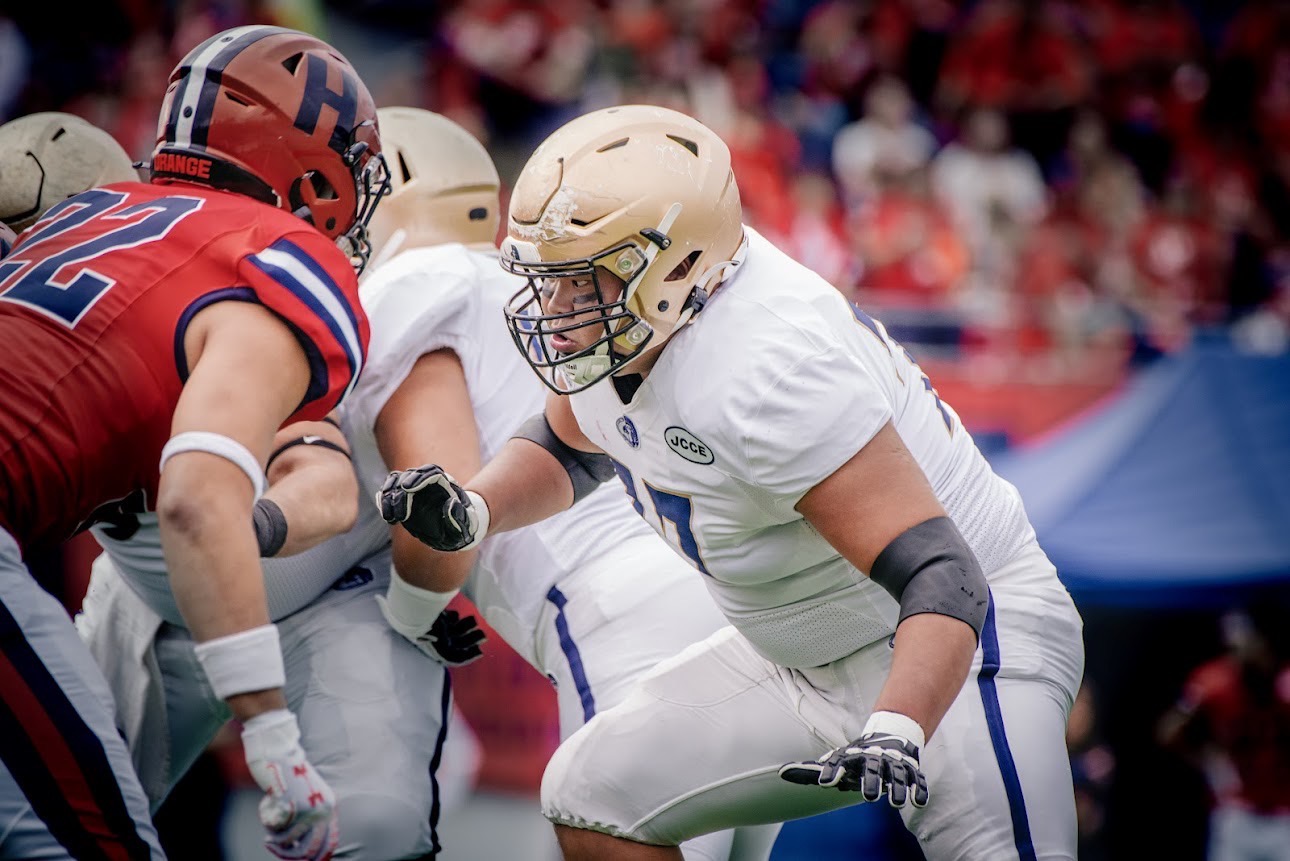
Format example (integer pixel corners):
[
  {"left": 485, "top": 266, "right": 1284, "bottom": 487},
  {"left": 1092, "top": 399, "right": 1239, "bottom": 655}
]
[
  {"left": 377, "top": 465, "right": 488, "bottom": 551},
  {"left": 379, "top": 601, "right": 487, "bottom": 666},
  {"left": 779, "top": 711, "right": 930, "bottom": 808},
  {"left": 241, "top": 709, "right": 339, "bottom": 861}
]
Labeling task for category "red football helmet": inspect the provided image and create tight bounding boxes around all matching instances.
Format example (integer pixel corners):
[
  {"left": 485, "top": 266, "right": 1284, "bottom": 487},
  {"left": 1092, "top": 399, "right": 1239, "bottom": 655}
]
[{"left": 151, "top": 26, "right": 390, "bottom": 271}]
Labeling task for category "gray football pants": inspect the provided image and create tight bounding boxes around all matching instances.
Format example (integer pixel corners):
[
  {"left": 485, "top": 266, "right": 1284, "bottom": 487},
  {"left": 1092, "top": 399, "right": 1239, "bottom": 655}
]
[
  {"left": 0, "top": 528, "right": 165, "bottom": 860},
  {"left": 79, "top": 551, "right": 449, "bottom": 860}
]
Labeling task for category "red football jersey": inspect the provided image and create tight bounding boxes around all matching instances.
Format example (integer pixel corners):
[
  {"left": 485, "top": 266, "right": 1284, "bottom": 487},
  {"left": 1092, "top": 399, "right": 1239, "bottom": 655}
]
[{"left": 0, "top": 182, "right": 369, "bottom": 551}]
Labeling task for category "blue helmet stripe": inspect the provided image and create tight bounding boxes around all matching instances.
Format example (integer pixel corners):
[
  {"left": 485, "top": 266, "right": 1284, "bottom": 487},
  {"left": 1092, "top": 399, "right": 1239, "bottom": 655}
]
[{"left": 167, "top": 26, "right": 293, "bottom": 149}]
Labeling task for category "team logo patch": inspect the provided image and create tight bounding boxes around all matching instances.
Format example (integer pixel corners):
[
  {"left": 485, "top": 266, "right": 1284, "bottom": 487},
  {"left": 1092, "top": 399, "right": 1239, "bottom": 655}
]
[
  {"left": 665, "top": 426, "right": 714, "bottom": 465},
  {"left": 617, "top": 416, "right": 640, "bottom": 448},
  {"left": 331, "top": 566, "right": 374, "bottom": 591}
]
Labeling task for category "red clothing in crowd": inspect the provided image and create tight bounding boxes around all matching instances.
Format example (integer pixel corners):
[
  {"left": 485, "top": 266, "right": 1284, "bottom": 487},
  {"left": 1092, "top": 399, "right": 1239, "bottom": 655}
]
[{"left": 1182, "top": 657, "right": 1290, "bottom": 815}]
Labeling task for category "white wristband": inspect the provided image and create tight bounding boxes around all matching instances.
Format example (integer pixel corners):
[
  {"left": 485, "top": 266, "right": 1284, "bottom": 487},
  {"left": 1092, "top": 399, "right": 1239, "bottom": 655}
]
[
  {"left": 463, "top": 490, "right": 490, "bottom": 551},
  {"left": 193, "top": 623, "right": 285, "bottom": 700},
  {"left": 863, "top": 710, "right": 927, "bottom": 750},
  {"left": 161, "top": 431, "right": 267, "bottom": 499},
  {"left": 383, "top": 568, "right": 458, "bottom": 632}
]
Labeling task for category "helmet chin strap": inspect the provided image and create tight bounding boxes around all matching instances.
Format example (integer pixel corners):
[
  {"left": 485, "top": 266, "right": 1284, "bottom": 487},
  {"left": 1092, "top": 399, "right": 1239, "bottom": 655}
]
[
  {"left": 698, "top": 232, "right": 749, "bottom": 294},
  {"left": 622, "top": 202, "right": 682, "bottom": 301},
  {"left": 671, "top": 231, "right": 749, "bottom": 331},
  {"left": 564, "top": 231, "right": 750, "bottom": 389},
  {"left": 558, "top": 348, "right": 614, "bottom": 390}
]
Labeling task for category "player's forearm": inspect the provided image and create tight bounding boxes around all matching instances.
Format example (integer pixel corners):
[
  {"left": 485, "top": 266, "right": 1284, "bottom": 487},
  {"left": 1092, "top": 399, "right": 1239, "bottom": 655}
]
[
  {"left": 467, "top": 437, "right": 576, "bottom": 534},
  {"left": 872, "top": 613, "right": 977, "bottom": 740},
  {"left": 159, "top": 485, "right": 273, "bottom": 640},
  {"left": 262, "top": 461, "right": 358, "bottom": 556},
  {"left": 391, "top": 528, "right": 477, "bottom": 593},
  {"left": 159, "top": 471, "right": 290, "bottom": 720}
]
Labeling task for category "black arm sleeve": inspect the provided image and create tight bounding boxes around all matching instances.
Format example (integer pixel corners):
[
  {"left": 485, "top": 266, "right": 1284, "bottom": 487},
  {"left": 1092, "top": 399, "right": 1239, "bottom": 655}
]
[
  {"left": 868, "top": 516, "right": 989, "bottom": 639},
  {"left": 511, "top": 414, "right": 614, "bottom": 505}
]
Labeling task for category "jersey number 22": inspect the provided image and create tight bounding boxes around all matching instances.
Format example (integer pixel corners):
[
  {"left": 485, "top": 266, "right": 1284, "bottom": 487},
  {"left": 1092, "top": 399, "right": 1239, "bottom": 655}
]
[{"left": 0, "top": 189, "right": 203, "bottom": 327}]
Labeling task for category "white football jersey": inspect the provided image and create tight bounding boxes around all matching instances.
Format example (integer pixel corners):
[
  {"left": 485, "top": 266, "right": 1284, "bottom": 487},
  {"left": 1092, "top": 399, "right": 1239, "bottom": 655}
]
[
  {"left": 568, "top": 227, "right": 1038, "bottom": 669},
  {"left": 341, "top": 243, "right": 653, "bottom": 666}
]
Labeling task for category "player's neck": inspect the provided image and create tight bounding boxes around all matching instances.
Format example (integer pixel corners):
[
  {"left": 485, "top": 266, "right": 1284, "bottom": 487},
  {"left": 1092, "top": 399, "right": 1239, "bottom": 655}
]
[
  {"left": 609, "top": 347, "right": 663, "bottom": 403},
  {"left": 611, "top": 372, "right": 644, "bottom": 405}
]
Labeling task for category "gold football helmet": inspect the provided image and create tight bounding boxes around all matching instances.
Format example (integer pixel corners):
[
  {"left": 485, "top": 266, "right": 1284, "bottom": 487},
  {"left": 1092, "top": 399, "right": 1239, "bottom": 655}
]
[
  {"left": 0, "top": 112, "right": 138, "bottom": 232},
  {"left": 366, "top": 107, "right": 500, "bottom": 268},
  {"left": 501, "top": 105, "right": 744, "bottom": 393}
]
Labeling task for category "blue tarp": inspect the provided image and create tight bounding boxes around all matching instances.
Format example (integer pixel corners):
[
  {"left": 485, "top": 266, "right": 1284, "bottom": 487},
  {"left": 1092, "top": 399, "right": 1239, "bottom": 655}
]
[{"left": 991, "top": 333, "right": 1290, "bottom": 604}]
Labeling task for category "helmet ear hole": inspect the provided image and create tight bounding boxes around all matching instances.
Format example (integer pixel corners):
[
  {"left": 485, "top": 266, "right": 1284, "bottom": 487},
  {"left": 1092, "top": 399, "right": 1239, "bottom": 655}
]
[
  {"left": 288, "top": 178, "right": 310, "bottom": 223},
  {"left": 307, "top": 171, "right": 338, "bottom": 200},
  {"left": 287, "top": 172, "right": 339, "bottom": 224}
]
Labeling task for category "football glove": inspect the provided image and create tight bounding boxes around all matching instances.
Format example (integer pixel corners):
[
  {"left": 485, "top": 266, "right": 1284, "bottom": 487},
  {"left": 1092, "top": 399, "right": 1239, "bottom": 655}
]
[
  {"left": 779, "top": 711, "right": 930, "bottom": 808},
  {"left": 379, "top": 601, "right": 487, "bottom": 667},
  {"left": 377, "top": 465, "right": 488, "bottom": 552},
  {"left": 242, "top": 709, "right": 339, "bottom": 861}
]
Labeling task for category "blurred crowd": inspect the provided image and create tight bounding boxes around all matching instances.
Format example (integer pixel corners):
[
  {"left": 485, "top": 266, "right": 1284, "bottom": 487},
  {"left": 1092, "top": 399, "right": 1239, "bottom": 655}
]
[{"left": 4, "top": 0, "right": 1290, "bottom": 376}]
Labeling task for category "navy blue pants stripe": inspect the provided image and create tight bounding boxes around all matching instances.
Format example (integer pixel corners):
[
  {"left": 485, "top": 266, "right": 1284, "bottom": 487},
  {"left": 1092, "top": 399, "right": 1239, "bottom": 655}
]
[
  {"left": 0, "top": 598, "right": 153, "bottom": 860},
  {"left": 426, "top": 672, "right": 452, "bottom": 858},
  {"left": 977, "top": 596, "right": 1038, "bottom": 861},
  {"left": 546, "top": 587, "right": 596, "bottom": 722}
]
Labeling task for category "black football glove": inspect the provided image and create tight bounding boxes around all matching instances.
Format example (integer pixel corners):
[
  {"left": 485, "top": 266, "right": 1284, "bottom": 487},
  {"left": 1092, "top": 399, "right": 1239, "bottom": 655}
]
[
  {"left": 420, "top": 609, "right": 487, "bottom": 667},
  {"left": 779, "top": 711, "right": 930, "bottom": 808},
  {"left": 377, "top": 465, "right": 487, "bottom": 552}
]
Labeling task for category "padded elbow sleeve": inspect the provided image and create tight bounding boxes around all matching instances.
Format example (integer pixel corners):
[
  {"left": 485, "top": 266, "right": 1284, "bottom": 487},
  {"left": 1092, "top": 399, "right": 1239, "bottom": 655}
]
[
  {"left": 868, "top": 516, "right": 989, "bottom": 639},
  {"left": 512, "top": 414, "right": 614, "bottom": 504}
]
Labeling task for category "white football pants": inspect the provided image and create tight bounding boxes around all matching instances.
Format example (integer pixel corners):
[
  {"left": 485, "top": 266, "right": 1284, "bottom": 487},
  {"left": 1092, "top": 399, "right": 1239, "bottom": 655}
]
[
  {"left": 528, "top": 534, "right": 782, "bottom": 861},
  {"left": 542, "top": 543, "right": 1085, "bottom": 861}
]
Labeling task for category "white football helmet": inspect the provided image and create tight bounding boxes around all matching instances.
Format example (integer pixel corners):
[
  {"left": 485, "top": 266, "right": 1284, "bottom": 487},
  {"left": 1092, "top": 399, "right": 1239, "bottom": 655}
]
[
  {"left": 501, "top": 105, "right": 744, "bottom": 393},
  {"left": 0, "top": 112, "right": 139, "bottom": 232},
  {"left": 365, "top": 107, "right": 500, "bottom": 269}
]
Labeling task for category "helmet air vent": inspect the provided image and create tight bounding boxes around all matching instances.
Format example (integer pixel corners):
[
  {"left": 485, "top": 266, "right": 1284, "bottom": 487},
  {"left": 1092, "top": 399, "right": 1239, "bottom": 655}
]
[
  {"left": 397, "top": 150, "right": 413, "bottom": 184},
  {"left": 281, "top": 52, "right": 303, "bottom": 74},
  {"left": 665, "top": 135, "right": 698, "bottom": 157},
  {"left": 596, "top": 137, "right": 629, "bottom": 153},
  {"left": 665, "top": 250, "right": 701, "bottom": 281}
]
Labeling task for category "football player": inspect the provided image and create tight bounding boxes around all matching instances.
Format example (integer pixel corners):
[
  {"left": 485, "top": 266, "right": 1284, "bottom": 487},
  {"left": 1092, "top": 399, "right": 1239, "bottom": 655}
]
[
  {"left": 1, "top": 111, "right": 451, "bottom": 859},
  {"left": 379, "top": 105, "right": 1086, "bottom": 860},
  {"left": 0, "top": 112, "right": 140, "bottom": 235},
  {"left": 0, "top": 25, "right": 388, "bottom": 861},
  {"left": 345, "top": 106, "right": 780, "bottom": 861},
  {"left": 79, "top": 413, "right": 454, "bottom": 860}
]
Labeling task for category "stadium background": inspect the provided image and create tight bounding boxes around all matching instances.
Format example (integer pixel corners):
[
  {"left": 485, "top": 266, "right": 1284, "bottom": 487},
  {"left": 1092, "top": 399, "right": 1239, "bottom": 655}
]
[{"left": 3, "top": 0, "right": 1289, "bottom": 858}]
